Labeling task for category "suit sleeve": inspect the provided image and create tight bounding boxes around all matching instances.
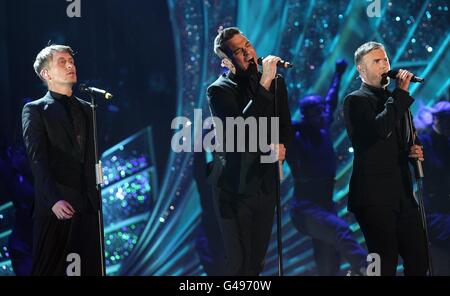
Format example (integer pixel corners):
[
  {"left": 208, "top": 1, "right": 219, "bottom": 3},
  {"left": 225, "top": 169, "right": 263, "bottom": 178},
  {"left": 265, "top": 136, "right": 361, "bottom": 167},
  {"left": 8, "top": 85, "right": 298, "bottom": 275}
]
[
  {"left": 207, "top": 85, "right": 239, "bottom": 121},
  {"left": 347, "top": 88, "right": 414, "bottom": 139},
  {"left": 22, "top": 103, "right": 61, "bottom": 210}
]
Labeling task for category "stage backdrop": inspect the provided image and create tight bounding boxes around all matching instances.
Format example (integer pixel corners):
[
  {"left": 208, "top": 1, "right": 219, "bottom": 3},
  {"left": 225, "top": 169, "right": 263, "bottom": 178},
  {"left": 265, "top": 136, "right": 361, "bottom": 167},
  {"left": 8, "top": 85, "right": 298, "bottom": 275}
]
[
  {"left": 0, "top": 0, "right": 448, "bottom": 276},
  {"left": 118, "top": 0, "right": 450, "bottom": 276}
]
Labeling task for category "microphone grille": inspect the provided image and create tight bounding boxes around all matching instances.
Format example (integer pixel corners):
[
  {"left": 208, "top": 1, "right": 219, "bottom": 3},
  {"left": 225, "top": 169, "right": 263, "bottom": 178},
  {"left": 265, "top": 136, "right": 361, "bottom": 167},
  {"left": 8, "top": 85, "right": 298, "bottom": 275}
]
[{"left": 386, "top": 69, "right": 398, "bottom": 78}]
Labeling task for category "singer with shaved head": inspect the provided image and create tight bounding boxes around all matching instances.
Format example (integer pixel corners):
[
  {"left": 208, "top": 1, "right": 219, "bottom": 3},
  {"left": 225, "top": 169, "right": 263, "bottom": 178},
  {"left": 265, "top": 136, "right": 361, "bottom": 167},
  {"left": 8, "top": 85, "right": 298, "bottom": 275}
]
[
  {"left": 206, "top": 27, "right": 292, "bottom": 275},
  {"left": 22, "top": 44, "right": 102, "bottom": 275},
  {"left": 343, "top": 42, "right": 429, "bottom": 275}
]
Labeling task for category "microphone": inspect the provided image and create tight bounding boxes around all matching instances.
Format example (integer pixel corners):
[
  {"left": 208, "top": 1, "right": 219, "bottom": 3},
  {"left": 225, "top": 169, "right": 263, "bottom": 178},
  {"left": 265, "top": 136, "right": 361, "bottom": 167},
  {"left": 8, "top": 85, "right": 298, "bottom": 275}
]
[
  {"left": 79, "top": 84, "right": 114, "bottom": 100},
  {"left": 385, "top": 69, "right": 424, "bottom": 83},
  {"left": 257, "top": 57, "right": 294, "bottom": 69}
]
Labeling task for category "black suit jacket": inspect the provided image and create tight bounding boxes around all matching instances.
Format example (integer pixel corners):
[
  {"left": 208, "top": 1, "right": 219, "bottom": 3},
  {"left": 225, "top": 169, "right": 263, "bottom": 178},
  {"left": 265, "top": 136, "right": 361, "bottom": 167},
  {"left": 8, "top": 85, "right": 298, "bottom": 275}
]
[
  {"left": 207, "top": 72, "right": 292, "bottom": 196},
  {"left": 343, "top": 83, "right": 416, "bottom": 211},
  {"left": 22, "top": 92, "right": 98, "bottom": 218}
]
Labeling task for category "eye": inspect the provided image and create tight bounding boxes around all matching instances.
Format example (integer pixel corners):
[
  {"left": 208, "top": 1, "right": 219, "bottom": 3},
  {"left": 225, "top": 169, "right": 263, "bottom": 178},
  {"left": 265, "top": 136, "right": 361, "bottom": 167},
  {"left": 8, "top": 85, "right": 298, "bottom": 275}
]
[{"left": 234, "top": 48, "right": 243, "bottom": 55}]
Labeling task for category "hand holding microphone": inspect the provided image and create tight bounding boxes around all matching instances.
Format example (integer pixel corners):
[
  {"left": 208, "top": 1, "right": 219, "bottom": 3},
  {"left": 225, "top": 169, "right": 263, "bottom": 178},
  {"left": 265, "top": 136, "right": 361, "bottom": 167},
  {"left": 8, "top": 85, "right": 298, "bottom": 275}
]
[
  {"left": 383, "top": 69, "right": 424, "bottom": 92},
  {"left": 258, "top": 55, "right": 294, "bottom": 91},
  {"left": 257, "top": 57, "right": 294, "bottom": 69},
  {"left": 395, "top": 69, "right": 414, "bottom": 92}
]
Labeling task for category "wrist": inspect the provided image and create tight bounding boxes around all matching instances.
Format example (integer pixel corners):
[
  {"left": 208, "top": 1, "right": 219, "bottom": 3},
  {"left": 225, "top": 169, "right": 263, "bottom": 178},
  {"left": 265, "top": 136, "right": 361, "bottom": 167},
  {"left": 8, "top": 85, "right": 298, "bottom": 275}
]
[{"left": 259, "top": 79, "right": 271, "bottom": 90}]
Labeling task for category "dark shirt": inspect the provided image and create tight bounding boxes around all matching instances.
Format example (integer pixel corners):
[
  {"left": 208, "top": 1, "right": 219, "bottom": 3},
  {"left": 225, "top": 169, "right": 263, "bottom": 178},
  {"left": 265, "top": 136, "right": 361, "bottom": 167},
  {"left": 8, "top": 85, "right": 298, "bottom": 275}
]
[
  {"left": 49, "top": 91, "right": 89, "bottom": 212},
  {"left": 49, "top": 91, "right": 87, "bottom": 158}
]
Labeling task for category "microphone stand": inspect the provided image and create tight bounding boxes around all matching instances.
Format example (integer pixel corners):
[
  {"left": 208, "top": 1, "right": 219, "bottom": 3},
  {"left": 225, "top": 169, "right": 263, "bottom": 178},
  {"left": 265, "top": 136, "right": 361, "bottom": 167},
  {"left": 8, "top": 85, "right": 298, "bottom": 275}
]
[
  {"left": 89, "top": 93, "right": 106, "bottom": 276},
  {"left": 273, "top": 76, "right": 284, "bottom": 276},
  {"left": 407, "top": 110, "right": 433, "bottom": 276}
]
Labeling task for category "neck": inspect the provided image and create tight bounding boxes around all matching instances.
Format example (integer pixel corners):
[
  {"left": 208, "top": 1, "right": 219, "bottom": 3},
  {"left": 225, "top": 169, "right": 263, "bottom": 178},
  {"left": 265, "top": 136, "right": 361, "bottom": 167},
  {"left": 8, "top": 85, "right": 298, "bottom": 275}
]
[
  {"left": 363, "top": 81, "right": 384, "bottom": 89},
  {"left": 361, "top": 76, "right": 386, "bottom": 89},
  {"left": 48, "top": 84, "right": 73, "bottom": 97}
]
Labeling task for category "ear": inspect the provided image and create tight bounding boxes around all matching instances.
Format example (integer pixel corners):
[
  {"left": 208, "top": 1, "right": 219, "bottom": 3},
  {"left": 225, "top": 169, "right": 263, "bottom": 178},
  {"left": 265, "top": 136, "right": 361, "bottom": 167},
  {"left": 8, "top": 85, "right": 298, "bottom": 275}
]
[
  {"left": 356, "top": 64, "right": 365, "bottom": 79},
  {"left": 40, "top": 68, "right": 50, "bottom": 81},
  {"left": 356, "top": 64, "right": 362, "bottom": 73},
  {"left": 221, "top": 58, "right": 232, "bottom": 68}
]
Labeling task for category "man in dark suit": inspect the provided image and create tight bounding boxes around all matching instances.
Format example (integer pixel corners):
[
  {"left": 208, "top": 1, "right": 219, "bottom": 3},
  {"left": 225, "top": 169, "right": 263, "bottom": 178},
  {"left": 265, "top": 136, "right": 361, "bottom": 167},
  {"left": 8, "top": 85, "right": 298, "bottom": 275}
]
[
  {"left": 206, "top": 27, "right": 292, "bottom": 275},
  {"left": 22, "top": 45, "right": 102, "bottom": 275},
  {"left": 343, "top": 42, "right": 428, "bottom": 275}
]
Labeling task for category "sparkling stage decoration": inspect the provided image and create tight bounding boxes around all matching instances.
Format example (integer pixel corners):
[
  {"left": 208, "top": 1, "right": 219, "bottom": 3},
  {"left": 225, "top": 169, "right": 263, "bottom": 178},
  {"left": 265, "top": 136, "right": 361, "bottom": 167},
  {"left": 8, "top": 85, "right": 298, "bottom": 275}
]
[{"left": 100, "top": 127, "right": 158, "bottom": 275}]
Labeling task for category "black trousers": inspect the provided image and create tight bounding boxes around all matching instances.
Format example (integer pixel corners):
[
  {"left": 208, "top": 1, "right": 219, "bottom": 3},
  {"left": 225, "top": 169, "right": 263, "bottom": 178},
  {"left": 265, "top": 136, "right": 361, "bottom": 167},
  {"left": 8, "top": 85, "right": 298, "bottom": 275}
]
[
  {"left": 213, "top": 187, "right": 276, "bottom": 276},
  {"left": 354, "top": 202, "right": 429, "bottom": 276},
  {"left": 31, "top": 212, "right": 102, "bottom": 276}
]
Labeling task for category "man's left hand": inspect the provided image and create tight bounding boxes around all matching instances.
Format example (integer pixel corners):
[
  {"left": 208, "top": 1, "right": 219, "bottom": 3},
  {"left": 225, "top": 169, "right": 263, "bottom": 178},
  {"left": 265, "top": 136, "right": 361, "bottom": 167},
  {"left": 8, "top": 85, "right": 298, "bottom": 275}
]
[
  {"left": 272, "top": 143, "right": 286, "bottom": 162},
  {"left": 409, "top": 144, "right": 424, "bottom": 161}
]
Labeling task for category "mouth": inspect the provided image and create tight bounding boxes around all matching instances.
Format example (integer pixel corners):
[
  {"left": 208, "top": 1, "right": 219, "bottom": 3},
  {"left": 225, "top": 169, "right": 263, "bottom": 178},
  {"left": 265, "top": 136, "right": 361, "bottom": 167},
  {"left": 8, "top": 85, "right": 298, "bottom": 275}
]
[
  {"left": 245, "top": 57, "right": 255, "bottom": 63},
  {"left": 67, "top": 72, "right": 76, "bottom": 76}
]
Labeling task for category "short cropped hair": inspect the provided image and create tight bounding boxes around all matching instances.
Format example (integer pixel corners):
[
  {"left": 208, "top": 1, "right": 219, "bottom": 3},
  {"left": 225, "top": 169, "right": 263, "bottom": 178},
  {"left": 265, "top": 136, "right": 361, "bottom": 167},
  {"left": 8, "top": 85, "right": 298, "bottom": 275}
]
[
  {"left": 33, "top": 44, "right": 74, "bottom": 83},
  {"left": 354, "top": 42, "right": 385, "bottom": 66},
  {"left": 213, "top": 27, "right": 242, "bottom": 59}
]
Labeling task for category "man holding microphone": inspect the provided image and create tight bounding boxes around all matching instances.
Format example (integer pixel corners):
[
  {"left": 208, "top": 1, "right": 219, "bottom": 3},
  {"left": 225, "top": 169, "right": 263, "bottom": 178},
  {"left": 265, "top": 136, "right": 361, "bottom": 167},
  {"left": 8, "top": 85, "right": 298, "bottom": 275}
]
[
  {"left": 206, "top": 27, "right": 292, "bottom": 275},
  {"left": 343, "top": 42, "right": 428, "bottom": 276}
]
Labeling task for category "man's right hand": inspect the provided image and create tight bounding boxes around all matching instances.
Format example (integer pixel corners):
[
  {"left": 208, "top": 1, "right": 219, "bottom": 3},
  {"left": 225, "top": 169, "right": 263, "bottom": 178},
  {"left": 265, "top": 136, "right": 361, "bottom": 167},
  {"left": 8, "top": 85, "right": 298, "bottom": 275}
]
[
  {"left": 52, "top": 200, "right": 75, "bottom": 220},
  {"left": 396, "top": 69, "right": 414, "bottom": 92},
  {"left": 260, "top": 55, "right": 282, "bottom": 91}
]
